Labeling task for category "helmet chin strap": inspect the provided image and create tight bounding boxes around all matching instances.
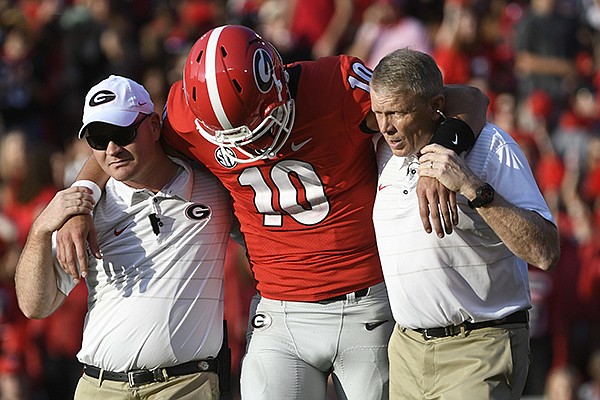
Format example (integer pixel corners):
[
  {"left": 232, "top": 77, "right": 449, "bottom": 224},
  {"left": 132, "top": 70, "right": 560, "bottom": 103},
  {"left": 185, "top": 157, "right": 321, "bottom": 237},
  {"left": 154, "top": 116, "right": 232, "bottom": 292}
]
[{"left": 274, "top": 75, "right": 283, "bottom": 102}]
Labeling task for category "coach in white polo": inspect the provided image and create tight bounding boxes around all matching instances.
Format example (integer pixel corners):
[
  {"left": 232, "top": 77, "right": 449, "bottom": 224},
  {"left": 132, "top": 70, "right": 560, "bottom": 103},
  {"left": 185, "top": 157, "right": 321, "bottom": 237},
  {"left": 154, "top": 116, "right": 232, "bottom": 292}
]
[
  {"left": 15, "top": 75, "right": 232, "bottom": 399},
  {"left": 370, "top": 49, "right": 560, "bottom": 399}
]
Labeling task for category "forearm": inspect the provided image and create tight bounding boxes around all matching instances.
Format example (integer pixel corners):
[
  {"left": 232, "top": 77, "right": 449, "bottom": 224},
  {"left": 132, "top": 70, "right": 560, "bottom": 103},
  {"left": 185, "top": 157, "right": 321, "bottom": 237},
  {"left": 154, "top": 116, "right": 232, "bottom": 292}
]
[
  {"left": 442, "top": 84, "right": 489, "bottom": 137},
  {"left": 470, "top": 192, "right": 560, "bottom": 270},
  {"left": 15, "top": 227, "right": 66, "bottom": 318},
  {"left": 75, "top": 155, "right": 110, "bottom": 190}
]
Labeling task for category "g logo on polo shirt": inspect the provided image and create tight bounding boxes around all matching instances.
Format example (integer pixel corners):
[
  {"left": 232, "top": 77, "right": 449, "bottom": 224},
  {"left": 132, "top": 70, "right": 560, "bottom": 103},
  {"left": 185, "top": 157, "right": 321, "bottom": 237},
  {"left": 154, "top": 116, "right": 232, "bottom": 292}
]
[{"left": 184, "top": 203, "right": 211, "bottom": 221}]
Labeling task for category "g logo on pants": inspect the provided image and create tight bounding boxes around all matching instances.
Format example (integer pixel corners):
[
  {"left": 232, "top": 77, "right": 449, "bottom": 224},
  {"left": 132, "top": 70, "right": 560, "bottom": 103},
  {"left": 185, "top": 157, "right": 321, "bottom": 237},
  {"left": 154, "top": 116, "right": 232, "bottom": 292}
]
[{"left": 251, "top": 313, "right": 272, "bottom": 330}]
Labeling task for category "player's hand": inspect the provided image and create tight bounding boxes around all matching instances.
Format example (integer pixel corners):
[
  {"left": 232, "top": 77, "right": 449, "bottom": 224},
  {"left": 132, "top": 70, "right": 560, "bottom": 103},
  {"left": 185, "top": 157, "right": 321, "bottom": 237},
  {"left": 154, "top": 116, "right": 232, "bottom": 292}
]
[
  {"left": 34, "top": 187, "right": 95, "bottom": 234},
  {"left": 56, "top": 213, "right": 101, "bottom": 284},
  {"left": 416, "top": 176, "right": 457, "bottom": 237}
]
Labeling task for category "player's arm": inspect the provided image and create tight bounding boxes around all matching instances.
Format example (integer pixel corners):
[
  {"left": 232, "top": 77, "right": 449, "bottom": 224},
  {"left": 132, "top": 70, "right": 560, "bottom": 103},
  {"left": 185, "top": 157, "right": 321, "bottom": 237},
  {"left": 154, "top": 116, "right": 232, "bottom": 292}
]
[
  {"left": 56, "top": 155, "right": 108, "bottom": 281},
  {"left": 418, "top": 84, "right": 489, "bottom": 236},
  {"left": 15, "top": 187, "right": 95, "bottom": 318}
]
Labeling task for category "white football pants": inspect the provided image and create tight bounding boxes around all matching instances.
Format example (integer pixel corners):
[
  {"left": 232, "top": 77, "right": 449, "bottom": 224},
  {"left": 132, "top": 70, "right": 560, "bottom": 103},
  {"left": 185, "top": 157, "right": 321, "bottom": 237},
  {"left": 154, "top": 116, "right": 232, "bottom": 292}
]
[{"left": 240, "top": 282, "right": 393, "bottom": 400}]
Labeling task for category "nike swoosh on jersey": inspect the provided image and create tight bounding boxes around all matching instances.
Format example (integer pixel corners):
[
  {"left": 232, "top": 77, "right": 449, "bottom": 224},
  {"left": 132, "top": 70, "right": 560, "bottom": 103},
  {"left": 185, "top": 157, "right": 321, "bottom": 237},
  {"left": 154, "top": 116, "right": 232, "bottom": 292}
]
[
  {"left": 365, "top": 320, "right": 389, "bottom": 331},
  {"left": 378, "top": 184, "right": 392, "bottom": 191},
  {"left": 291, "top": 138, "right": 312, "bottom": 152},
  {"left": 451, "top": 133, "right": 459, "bottom": 145},
  {"left": 113, "top": 222, "right": 133, "bottom": 236}
]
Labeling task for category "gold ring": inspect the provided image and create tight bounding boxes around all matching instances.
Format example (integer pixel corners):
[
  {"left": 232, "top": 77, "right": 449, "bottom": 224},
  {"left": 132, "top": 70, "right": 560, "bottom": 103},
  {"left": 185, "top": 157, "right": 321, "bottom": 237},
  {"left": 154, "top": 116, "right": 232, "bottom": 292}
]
[{"left": 430, "top": 161, "right": 434, "bottom": 169}]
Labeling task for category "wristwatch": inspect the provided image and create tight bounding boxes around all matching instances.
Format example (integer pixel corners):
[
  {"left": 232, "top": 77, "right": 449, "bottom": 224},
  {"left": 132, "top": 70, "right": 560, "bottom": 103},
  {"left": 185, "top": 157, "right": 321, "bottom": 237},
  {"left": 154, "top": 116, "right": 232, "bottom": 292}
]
[{"left": 468, "top": 183, "right": 495, "bottom": 209}]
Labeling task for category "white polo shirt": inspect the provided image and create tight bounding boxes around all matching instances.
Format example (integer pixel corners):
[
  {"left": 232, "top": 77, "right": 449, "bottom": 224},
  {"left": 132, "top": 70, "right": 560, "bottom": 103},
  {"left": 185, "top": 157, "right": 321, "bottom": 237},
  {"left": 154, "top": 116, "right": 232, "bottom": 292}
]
[
  {"left": 54, "top": 158, "right": 232, "bottom": 372},
  {"left": 373, "top": 123, "right": 555, "bottom": 329}
]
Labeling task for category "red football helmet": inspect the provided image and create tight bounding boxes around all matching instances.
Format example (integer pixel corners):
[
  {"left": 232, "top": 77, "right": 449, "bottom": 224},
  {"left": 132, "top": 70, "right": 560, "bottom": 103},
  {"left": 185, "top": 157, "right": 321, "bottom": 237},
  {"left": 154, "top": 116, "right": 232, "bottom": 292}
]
[{"left": 183, "top": 25, "right": 295, "bottom": 163}]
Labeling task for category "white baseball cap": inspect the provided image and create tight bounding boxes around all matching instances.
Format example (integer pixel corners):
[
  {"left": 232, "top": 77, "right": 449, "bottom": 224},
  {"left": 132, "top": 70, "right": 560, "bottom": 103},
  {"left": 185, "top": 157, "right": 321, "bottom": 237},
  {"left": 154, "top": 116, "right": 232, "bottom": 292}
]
[{"left": 78, "top": 75, "right": 154, "bottom": 138}]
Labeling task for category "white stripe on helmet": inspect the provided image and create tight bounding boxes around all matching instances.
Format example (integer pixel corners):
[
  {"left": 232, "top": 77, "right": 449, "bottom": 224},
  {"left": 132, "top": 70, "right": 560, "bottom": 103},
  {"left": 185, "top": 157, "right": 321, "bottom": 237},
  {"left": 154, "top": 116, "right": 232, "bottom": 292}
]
[{"left": 206, "top": 26, "right": 233, "bottom": 130}]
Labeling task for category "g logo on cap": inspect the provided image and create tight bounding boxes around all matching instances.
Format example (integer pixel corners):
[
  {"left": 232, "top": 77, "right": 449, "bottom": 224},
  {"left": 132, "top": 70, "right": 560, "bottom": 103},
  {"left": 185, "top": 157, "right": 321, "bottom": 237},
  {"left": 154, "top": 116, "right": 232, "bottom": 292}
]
[{"left": 89, "top": 90, "right": 117, "bottom": 107}]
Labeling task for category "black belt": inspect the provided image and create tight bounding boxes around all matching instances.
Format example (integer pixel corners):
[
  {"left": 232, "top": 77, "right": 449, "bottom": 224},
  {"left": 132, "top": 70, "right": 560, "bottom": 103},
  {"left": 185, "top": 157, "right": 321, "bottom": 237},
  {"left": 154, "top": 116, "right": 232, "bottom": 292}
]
[
  {"left": 83, "top": 359, "right": 218, "bottom": 387},
  {"left": 318, "top": 288, "right": 369, "bottom": 304},
  {"left": 413, "top": 310, "right": 528, "bottom": 340}
]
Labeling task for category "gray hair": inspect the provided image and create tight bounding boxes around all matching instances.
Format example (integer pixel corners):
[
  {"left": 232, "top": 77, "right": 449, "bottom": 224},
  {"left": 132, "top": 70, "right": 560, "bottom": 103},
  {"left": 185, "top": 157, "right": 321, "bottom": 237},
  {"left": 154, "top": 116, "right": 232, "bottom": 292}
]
[{"left": 370, "top": 48, "right": 443, "bottom": 102}]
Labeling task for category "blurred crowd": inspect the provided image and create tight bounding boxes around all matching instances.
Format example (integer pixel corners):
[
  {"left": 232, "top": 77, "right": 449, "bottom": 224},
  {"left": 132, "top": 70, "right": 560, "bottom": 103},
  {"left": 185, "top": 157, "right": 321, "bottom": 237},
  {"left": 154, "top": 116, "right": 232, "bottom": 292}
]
[{"left": 0, "top": 0, "right": 598, "bottom": 399}]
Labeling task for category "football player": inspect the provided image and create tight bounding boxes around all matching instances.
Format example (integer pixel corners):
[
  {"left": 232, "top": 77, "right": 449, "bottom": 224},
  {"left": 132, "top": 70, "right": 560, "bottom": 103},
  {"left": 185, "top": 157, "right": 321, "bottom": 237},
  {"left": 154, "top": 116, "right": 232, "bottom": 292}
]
[{"left": 57, "top": 25, "right": 488, "bottom": 399}]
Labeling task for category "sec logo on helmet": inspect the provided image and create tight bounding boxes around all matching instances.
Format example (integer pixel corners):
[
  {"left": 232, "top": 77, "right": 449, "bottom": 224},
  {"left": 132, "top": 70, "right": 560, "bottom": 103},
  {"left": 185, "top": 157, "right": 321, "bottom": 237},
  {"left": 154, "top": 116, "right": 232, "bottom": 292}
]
[{"left": 254, "top": 48, "right": 274, "bottom": 94}]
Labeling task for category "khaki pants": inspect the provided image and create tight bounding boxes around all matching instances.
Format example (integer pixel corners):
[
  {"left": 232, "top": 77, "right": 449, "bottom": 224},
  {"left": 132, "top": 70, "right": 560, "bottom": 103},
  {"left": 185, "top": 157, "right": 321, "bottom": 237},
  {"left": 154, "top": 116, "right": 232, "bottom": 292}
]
[
  {"left": 73, "top": 370, "right": 219, "bottom": 400},
  {"left": 389, "top": 323, "right": 529, "bottom": 400}
]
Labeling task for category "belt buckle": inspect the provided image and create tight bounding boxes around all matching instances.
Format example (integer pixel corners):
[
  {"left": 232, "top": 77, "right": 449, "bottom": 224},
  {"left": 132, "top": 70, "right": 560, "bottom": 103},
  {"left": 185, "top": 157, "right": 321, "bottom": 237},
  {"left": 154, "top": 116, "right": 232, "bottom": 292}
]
[
  {"left": 127, "top": 371, "right": 138, "bottom": 388},
  {"left": 127, "top": 370, "right": 149, "bottom": 388}
]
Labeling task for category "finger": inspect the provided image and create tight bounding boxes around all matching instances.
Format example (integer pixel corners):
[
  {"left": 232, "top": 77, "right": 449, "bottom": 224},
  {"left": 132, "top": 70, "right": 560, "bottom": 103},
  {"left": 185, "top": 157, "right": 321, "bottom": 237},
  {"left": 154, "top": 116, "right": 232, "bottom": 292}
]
[
  {"left": 75, "top": 214, "right": 97, "bottom": 278},
  {"left": 56, "top": 237, "right": 81, "bottom": 284},
  {"left": 427, "top": 188, "right": 445, "bottom": 238},
  {"left": 449, "top": 192, "right": 459, "bottom": 226},
  {"left": 437, "top": 184, "right": 453, "bottom": 235},
  {"left": 417, "top": 182, "right": 432, "bottom": 234},
  {"left": 75, "top": 239, "right": 88, "bottom": 280},
  {"left": 420, "top": 143, "right": 452, "bottom": 156}
]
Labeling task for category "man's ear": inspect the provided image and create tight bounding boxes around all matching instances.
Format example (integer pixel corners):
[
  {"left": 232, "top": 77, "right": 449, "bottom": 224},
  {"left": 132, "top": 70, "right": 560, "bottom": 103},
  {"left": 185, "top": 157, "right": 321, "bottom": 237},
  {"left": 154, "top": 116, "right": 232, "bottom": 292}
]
[
  {"left": 431, "top": 95, "right": 445, "bottom": 122},
  {"left": 149, "top": 113, "right": 162, "bottom": 140}
]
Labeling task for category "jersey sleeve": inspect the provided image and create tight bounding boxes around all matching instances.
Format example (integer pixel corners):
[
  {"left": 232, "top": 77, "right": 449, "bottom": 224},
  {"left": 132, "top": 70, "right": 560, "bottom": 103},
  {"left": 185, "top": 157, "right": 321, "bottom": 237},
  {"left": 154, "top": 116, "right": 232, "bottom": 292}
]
[
  {"left": 338, "top": 55, "right": 374, "bottom": 120},
  {"left": 297, "top": 56, "right": 373, "bottom": 142},
  {"left": 162, "top": 81, "right": 202, "bottom": 161}
]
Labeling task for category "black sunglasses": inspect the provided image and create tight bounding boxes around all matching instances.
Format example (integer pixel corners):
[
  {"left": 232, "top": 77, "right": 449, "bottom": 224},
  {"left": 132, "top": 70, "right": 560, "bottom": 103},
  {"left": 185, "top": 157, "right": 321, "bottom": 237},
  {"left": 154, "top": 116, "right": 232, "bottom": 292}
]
[{"left": 85, "top": 114, "right": 151, "bottom": 150}]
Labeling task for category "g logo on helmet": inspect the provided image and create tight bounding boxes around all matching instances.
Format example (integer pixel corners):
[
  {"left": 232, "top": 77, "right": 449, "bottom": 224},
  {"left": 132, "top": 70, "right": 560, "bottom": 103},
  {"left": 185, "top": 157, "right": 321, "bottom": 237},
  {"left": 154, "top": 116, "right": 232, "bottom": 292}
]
[{"left": 253, "top": 48, "right": 274, "bottom": 94}]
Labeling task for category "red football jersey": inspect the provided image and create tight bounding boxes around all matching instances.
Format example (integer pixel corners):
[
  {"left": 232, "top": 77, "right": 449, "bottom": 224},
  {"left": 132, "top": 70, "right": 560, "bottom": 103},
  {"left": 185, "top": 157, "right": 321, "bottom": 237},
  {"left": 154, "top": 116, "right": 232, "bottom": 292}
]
[{"left": 163, "top": 55, "right": 383, "bottom": 301}]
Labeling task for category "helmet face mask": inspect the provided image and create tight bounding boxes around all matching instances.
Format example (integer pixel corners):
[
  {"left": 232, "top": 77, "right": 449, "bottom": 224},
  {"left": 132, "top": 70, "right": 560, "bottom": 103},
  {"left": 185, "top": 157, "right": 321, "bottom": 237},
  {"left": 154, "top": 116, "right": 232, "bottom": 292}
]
[
  {"left": 184, "top": 25, "right": 296, "bottom": 164},
  {"left": 194, "top": 97, "right": 295, "bottom": 163}
]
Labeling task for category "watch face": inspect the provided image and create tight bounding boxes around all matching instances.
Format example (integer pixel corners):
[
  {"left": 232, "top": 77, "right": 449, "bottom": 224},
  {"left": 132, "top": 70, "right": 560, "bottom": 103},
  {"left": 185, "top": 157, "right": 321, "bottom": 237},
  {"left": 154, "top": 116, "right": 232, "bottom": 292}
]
[
  {"left": 469, "top": 183, "right": 495, "bottom": 208},
  {"left": 480, "top": 186, "right": 494, "bottom": 201}
]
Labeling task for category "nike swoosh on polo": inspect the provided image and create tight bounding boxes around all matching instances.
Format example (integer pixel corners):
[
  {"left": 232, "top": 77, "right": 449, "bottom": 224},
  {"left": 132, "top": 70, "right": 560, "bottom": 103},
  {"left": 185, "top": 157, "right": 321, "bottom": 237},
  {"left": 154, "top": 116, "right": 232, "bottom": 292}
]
[
  {"left": 451, "top": 133, "right": 459, "bottom": 145},
  {"left": 291, "top": 138, "right": 312, "bottom": 152},
  {"left": 365, "top": 320, "right": 389, "bottom": 331},
  {"left": 113, "top": 222, "right": 133, "bottom": 236},
  {"left": 378, "top": 184, "right": 392, "bottom": 191}
]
